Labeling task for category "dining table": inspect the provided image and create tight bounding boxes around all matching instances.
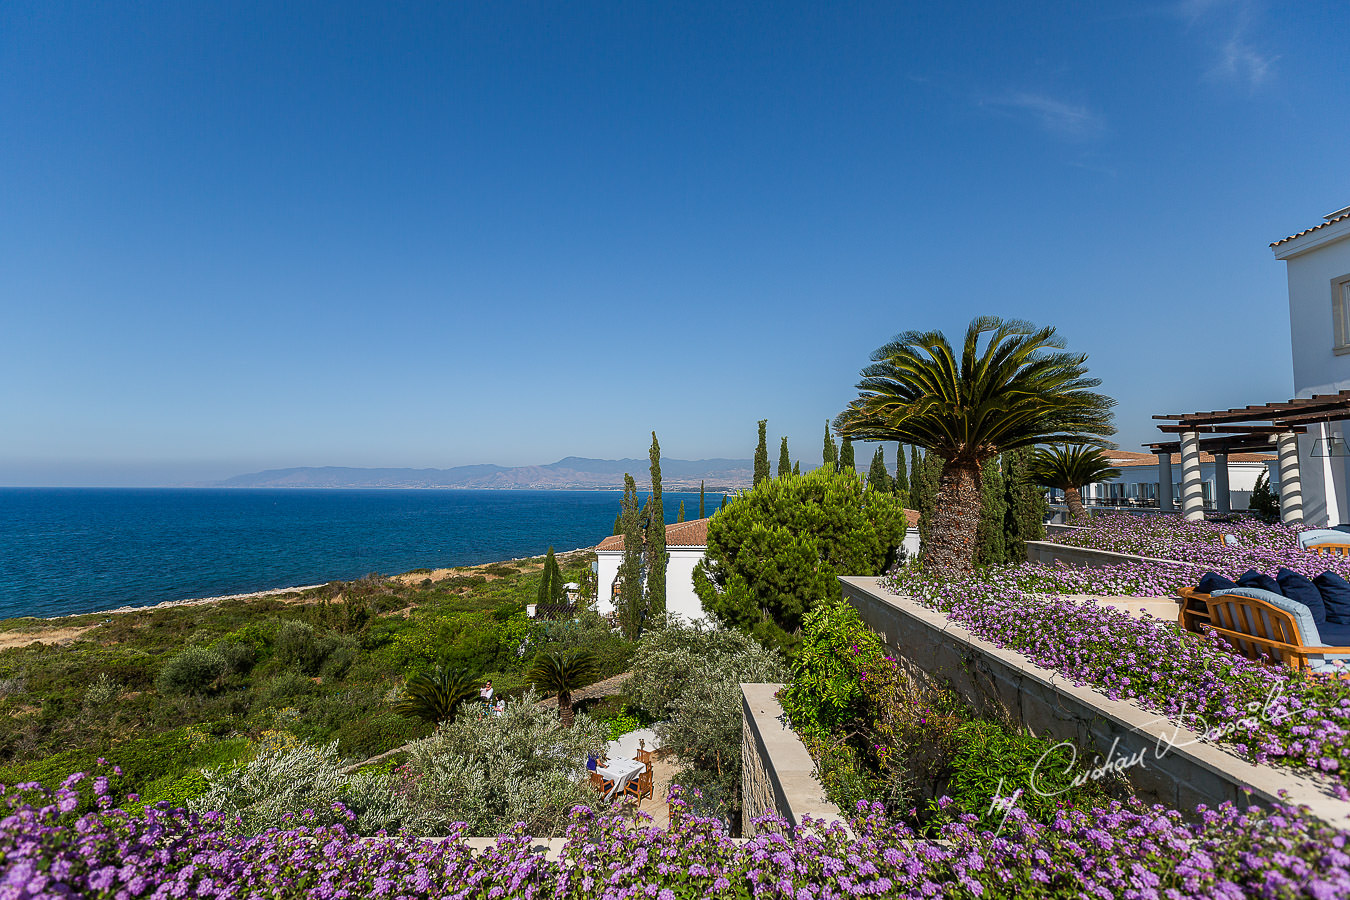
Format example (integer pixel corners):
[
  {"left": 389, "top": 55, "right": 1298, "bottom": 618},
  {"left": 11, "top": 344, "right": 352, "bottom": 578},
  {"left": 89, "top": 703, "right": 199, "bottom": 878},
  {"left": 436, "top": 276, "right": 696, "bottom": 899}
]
[{"left": 595, "top": 757, "right": 645, "bottom": 801}]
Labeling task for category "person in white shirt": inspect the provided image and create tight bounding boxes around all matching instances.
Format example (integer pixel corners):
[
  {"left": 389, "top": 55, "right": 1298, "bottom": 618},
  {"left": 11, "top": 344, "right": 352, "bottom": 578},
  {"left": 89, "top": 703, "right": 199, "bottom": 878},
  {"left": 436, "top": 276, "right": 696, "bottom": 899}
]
[{"left": 480, "top": 680, "right": 493, "bottom": 703}]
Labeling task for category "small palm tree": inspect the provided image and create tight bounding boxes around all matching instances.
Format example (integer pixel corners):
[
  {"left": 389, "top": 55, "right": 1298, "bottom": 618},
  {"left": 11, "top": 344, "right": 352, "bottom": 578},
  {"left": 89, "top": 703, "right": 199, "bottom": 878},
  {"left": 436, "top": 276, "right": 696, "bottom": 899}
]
[
  {"left": 836, "top": 317, "right": 1115, "bottom": 573},
  {"left": 527, "top": 650, "right": 600, "bottom": 728},
  {"left": 1028, "top": 444, "right": 1121, "bottom": 524},
  {"left": 393, "top": 663, "right": 479, "bottom": 725}
]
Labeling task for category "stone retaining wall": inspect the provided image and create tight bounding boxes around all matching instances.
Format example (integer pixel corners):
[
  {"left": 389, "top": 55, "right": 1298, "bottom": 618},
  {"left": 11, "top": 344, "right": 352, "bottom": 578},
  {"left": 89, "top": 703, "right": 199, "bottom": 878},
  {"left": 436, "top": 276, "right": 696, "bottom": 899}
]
[
  {"left": 839, "top": 576, "right": 1350, "bottom": 830},
  {"left": 1025, "top": 539, "right": 1193, "bottom": 571},
  {"left": 740, "top": 683, "right": 850, "bottom": 838}
]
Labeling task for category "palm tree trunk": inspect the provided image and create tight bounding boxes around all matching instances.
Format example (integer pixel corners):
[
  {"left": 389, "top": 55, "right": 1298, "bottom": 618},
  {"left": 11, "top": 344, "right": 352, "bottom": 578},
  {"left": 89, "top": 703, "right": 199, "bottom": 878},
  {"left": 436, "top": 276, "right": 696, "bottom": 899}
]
[
  {"left": 559, "top": 690, "right": 574, "bottom": 728},
  {"left": 1065, "top": 487, "right": 1087, "bottom": 523},
  {"left": 923, "top": 458, "right": 983, "bottom": 574}
]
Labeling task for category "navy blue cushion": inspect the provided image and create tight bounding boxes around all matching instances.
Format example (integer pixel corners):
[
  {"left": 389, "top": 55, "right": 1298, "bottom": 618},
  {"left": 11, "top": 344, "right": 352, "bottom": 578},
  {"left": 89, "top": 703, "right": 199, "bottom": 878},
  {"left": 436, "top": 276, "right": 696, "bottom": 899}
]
[
  {"left": 1196, "top": 572, "right": 1237, "bottom": 595},
  {"left": 1236, "top": 569, "right": 1280, "bottom": 594},
  {"left": 1314, "top": 571, "right": 1350, "bottom": 626},
  {"left": 1277, "top": 568, "right": 1327, "bottom": 626},
  {"left": 586, "top": 754, "right": 598, "bottom": 771},
  {"left": 1320, "top": 622, "right": 1350, "bottom": 646}
]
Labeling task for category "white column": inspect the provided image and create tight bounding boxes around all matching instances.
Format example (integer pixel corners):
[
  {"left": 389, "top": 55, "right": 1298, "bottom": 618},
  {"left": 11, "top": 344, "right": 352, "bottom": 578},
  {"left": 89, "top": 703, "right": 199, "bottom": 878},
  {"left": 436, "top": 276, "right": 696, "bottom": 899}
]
[
  {"left": 1213, "top": 452, "right": 1231, "bottom": 514},
  {"left": 1277, "top": 432, "right": 1304, "bottom": 525},
  {"left": 1156, "top": 452, "right": 1174, "bottom": 511},
  {"left": 1180, "top": 431, "right": 1205, "bottom": 521}
]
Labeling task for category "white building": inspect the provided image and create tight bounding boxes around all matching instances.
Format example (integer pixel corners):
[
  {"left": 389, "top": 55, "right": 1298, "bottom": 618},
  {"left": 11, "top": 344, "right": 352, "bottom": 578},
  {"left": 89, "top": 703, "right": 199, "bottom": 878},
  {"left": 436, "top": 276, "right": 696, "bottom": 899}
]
[
  {"left": 1072, "top": 450, "right": 1274, "bottom": 512},
  {"left": 1272, "top": 206, "right": 1350, "bottom": 526},
  {"left": 595, "top": 518, "right": 711, "bottom": 624}
]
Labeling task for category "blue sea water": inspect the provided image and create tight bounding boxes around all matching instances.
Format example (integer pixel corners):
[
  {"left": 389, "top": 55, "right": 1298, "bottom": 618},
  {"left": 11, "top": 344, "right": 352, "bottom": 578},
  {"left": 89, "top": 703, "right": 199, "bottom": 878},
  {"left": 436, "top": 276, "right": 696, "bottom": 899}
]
[{"left": 0, "top": 488, "right": 715, "bottom": 620}]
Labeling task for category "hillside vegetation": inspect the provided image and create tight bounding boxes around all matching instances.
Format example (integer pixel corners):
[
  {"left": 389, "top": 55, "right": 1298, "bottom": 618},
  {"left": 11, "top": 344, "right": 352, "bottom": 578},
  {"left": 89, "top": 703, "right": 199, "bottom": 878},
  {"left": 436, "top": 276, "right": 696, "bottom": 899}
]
[{"left": 0, "top": 550, "right": 624, "bottom": 808}]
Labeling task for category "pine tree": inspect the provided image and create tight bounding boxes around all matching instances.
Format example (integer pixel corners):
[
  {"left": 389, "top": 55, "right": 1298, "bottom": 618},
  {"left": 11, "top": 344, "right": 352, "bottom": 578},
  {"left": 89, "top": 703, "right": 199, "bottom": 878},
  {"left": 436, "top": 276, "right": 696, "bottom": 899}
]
[
  {"left": 1250, "top": 469, "right": 1280, "bottom": 523},
  {"left": 754, "top": 420, "right": 770, "bottom": 486},
  {"left": 720, "top": 493, "right": 728, "bottom": 511},
  {"left": 840, "top": 438, "right": 856, "bottom": 471},
  {"left": 677, "top": 500, "right": 685, "bottom": 522},
  {"left": 699, "top": 480, "right": 706, "bottom": 519},
  {"left": 778, "top": 437, "right": 791, "bottom": 478},
  {"left": 894, "top": 443, "right": 909, "bottom": 495},
  {"left": 617, "top": 474, "right": 645, "bottom": 640},
  {"left": 823, "top": 423, "right": 838, "bottom": 470},
  {"left": 867, "top": 447, "right": 893, "bottom": 492},
  {"left": 647, "top": 432, "right": 667, "bottom": 619}
]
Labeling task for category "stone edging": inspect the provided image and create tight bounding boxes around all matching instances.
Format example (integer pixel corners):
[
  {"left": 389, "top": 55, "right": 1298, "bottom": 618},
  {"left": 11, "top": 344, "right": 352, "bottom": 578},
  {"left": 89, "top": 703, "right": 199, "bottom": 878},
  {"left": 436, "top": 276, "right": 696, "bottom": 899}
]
[{"left": 839, "top": 576, "right": 1350, "bottom": 831}]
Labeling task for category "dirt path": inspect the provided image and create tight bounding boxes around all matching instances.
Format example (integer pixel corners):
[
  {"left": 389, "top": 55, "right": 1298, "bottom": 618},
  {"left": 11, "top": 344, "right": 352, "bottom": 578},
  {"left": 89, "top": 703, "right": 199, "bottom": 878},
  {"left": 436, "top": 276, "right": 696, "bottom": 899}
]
[{"left": 0, "top": 624, "right": 99, "bottom": 651}]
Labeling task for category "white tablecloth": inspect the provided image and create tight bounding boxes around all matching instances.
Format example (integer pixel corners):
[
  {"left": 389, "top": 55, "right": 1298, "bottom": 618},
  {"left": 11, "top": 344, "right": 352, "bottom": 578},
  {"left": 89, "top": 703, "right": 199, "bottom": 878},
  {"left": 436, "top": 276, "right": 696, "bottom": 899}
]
[{"left": 596, "top": 758, "right": 645, "bottom": 800}]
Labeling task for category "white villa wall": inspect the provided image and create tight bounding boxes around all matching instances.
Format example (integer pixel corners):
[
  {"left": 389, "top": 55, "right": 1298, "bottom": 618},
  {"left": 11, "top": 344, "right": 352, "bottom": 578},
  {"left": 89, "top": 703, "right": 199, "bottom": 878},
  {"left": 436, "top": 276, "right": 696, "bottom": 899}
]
[
  {"left": 594, "top": 546, "right": 708, "bottom": 623},
  {"left": 1086, "top": 460, "right": 1267, "bottom": 511},
  {"left": 1275, "top": 214, "right": 1350, "bottom": 526}
]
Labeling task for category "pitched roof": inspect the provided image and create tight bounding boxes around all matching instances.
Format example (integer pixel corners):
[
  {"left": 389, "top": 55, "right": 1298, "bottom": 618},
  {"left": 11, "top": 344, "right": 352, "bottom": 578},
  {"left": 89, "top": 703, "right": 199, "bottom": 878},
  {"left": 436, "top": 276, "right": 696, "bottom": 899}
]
[
  {"left": 1271, "top": 208, "right": 1350, "bottom": 248},
  {"left": 1109, "top": 451, "right": 1274, "bottom": 468},
  {"left": 595, "top": 508, "right": 920, "bottom": 551},
  {"left": 596, "top": 517, "right": 711, "bottom": 552}
]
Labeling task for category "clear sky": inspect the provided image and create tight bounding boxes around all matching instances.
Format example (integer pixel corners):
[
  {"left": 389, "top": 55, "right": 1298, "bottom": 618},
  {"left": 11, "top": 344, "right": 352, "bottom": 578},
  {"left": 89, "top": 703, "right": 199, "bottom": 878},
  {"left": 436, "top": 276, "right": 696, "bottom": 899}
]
[{"left": 3, "top": 1, "right": 1347, "bottom": 485}]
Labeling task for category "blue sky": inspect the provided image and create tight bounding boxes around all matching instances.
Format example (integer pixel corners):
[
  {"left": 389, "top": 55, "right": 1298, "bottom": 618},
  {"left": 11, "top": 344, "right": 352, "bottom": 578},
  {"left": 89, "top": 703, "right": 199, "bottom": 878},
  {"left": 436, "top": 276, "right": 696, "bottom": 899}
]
[{"left": 2, "top": 1, "right": 1347, "bottom": 485}]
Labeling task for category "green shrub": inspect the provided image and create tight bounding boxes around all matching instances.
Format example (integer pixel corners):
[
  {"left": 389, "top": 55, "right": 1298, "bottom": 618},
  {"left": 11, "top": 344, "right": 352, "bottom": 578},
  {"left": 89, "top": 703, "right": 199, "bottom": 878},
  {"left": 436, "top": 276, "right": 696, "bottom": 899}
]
[
  {"left": 158, "top": 647, "right": 228, "bottom": 695},
  {"left": 257, "top": 671, "right": 315, "bottom": 706}
]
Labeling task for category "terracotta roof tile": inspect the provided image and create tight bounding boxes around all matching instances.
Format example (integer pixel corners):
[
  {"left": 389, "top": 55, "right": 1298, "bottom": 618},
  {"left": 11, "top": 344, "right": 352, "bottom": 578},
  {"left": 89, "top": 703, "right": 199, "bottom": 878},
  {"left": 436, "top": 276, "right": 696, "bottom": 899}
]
[{"left": 1271, "top": 210, "right": 1350, "bottom": 248}]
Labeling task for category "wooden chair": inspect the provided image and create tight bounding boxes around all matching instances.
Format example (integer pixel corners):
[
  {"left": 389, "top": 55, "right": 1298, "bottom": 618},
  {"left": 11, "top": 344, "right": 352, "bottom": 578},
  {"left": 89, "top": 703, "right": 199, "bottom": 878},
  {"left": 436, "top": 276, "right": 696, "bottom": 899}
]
[
  {"left": 589, "top": 771, "right": 613, "bottom": 795},
  {"left": 635, "top": 745, "right": 652, "bottom": 767},
  {"left": 1195, "top": 589, "right": 1350, "bottom": 676},
  {"left": 1176, "top": 586, "right": 1213, "bottom": 633},
  {"left": 624, "top": 767, "right": 654, "bottom": 804},
  {"left": 1310, "top": 542, "right": 1350, "bottom": 558}
]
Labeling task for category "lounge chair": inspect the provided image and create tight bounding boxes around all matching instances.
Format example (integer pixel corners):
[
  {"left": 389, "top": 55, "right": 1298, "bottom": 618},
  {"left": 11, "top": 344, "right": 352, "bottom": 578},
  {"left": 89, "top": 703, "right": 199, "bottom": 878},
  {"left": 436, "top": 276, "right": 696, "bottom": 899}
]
[
  {"left": 1182, "top": 585, "right": 1350, "bottom": 675},
  {"left": 1299, "top": 529, "right": 1350, "bottom": 556}
]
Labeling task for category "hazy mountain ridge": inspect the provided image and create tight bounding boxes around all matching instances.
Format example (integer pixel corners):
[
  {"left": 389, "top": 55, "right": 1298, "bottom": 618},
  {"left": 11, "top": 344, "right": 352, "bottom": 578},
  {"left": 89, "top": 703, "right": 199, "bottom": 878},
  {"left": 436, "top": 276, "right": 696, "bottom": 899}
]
[{"left": 211, "top": 458, "right": 754, "bottom": 490}]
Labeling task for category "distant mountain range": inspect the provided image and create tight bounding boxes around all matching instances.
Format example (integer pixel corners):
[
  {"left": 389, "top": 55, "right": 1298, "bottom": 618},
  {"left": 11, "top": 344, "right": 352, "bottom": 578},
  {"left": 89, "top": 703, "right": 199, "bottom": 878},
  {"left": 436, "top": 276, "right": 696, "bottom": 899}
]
[{"left": 208, "top": 457, "right": 754, "bottom": 490}]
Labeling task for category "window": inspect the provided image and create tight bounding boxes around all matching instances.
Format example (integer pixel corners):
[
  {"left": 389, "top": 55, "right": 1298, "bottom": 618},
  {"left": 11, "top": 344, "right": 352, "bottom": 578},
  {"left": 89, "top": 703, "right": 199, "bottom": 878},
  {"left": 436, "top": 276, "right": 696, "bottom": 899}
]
[{"left": 1334, "top": 275, "right": 1350, "bottom": 353}]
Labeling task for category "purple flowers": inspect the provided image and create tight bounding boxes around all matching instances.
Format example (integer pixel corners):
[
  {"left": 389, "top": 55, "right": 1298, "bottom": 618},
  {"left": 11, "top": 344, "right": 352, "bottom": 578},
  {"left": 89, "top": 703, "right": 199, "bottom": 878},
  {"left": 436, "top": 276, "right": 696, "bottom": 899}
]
[{"left": 3, "top": 773, "right": 1349, "bottom": 899}]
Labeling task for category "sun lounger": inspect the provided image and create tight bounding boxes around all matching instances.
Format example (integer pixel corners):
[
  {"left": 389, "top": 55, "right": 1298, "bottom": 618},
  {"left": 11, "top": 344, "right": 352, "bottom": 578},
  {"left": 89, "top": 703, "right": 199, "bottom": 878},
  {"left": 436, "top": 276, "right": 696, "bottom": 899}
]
[{"left": 1181, "top": 584, "right": 1350, "bottom": 676}]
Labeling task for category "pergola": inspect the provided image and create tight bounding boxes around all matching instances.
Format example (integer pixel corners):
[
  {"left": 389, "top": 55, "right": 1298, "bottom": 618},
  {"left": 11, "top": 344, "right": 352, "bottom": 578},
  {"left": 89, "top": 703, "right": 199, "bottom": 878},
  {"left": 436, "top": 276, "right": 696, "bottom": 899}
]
[{"left": 1152, "top": 390, "right": 1350, "bottom": 522}]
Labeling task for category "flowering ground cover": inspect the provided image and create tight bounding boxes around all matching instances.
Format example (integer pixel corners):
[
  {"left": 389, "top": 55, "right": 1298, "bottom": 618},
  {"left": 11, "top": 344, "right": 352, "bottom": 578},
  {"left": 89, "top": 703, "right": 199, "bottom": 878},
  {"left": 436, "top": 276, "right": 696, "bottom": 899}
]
[
  {"left": 1051, "top": 514, "right": 1350, "bottom": 583},
  {"left": 4, "top": 770, "right": 1349, "bottom": 899},
  {"left": 883, "top": 565, "right": 1350, "bottom": 797}
]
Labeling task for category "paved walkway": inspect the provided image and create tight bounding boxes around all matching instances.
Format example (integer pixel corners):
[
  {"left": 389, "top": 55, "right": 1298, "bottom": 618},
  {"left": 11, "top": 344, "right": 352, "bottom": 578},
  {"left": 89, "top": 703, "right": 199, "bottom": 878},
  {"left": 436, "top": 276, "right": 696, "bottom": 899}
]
[{"left": 534, "top": 672, "right": 630, "bottom": 709}]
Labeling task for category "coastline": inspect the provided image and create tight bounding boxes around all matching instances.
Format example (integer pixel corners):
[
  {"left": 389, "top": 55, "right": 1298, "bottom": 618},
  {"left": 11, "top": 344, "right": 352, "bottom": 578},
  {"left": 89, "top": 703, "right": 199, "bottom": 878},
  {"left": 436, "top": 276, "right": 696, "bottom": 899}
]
[{"left": 30, "top": 544, "right": 599, "bottom": 623}]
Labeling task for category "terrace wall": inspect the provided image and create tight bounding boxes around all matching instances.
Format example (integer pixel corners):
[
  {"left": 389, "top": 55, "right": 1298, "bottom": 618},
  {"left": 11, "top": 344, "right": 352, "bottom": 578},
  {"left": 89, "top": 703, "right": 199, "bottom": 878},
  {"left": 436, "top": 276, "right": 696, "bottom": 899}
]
[
  {"left": 740, "top": 683, "right": 851, "bottom": 838},
  {"left": 1025, "top": 539, "right": 1189, "bottom": 570},
  {"left": 840, "top": 576, "right": 1350, "bottom": 831}
]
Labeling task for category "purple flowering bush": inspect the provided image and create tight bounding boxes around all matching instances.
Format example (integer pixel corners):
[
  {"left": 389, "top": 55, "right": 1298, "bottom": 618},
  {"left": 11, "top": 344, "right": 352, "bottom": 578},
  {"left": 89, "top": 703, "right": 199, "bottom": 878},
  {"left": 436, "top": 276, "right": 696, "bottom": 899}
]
[
  {"left": 883, "top": 567, "right": 1350, "bottom": 795},
  {"left": 1052, "top": 514, "right": 1350, "bottom": 582},
  {"left": 5, "top": 767, "right": 1349, "bottom": 899}
]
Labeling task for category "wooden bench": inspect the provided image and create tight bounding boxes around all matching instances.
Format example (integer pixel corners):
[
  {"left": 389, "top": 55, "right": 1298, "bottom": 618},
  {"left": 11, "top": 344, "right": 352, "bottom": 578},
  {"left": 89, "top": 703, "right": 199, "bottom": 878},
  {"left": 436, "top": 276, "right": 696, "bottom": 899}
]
[
  {"left": 1180, "top": 586, "right": 1350, "bottom": 675},
  {"left": 1310, "top": 542, "right": 1350, "bottom": 558}
]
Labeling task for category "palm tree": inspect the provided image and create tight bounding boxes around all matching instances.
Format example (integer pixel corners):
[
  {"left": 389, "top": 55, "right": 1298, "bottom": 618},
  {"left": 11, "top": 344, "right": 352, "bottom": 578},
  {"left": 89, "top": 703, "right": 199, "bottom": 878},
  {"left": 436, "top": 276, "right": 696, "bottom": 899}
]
[
  {"left": 835, "top": 317, "right": 1115, "bottom": 573},
  {"left": 393, "top": 663, "right": 479, "bottom": 725},
  {"left": 527, "top": 650, "right": 600, "bottom": 728},
  {"left": 1028, "top": 444, "right": 1121, "bottom": 524}
]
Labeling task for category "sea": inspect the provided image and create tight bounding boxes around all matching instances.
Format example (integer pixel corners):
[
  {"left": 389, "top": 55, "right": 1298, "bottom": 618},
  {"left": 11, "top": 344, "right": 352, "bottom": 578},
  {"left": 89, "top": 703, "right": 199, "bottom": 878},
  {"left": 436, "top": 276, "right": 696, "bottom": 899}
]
[{"left": 0, "top": 488, "right": 719, "bottom": 620}]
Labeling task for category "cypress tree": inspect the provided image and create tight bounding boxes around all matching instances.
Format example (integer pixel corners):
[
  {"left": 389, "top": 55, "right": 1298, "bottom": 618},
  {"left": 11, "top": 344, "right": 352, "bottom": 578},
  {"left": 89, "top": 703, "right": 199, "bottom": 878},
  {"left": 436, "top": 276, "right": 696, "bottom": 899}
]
[
  {"left": 778, "top": 437, "right": 790, "bottom": 478},
  {"left": 867, "top": 447, "right": 892, "bottom": 492},
  {"left": 914, "top": 451, "right": 942, "bottom": 557},
  {"left": 793, "top": 460, "right": 800, "bottom": 475},
  {"left": 840, "top": 438, "right": 856, "bottom": 471},
  {"left": 537, "top": 546, "right": 563, "bottom": 604},
  {"left": 699, "top": 480, "right": 705, "bottom": 519},
  {"left": 823, "top": 423, "right": 838, "bottom": 470},
  {"left": 754, "top": 420, "right": 770, "bottom": 486},
  {"left": 974, "top": 457, "right": 1008, "bottom": 567},
  {"left": 617, "top": 475, "right": 645, "bottom": 639},
  {"left": 677, "top": 500, "right": 685, "bottom": 522},
  {"left": 612, "top": 510, "right": 622, "bottom": 536},
  {"left": 720, "top": 493, "right": 728, "bottom": 511},
  {"left": 1001, "top": 447, "right": 1046, "bottom": 562},
  {"left": 647, "top": 431, "right": 667, "bottom": 618},
  {"left": 909, "top": 446, "right": 922, "bottom": 497},
  {"left": 894, "top": 443, "right": 909, "bottom": 494}
]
